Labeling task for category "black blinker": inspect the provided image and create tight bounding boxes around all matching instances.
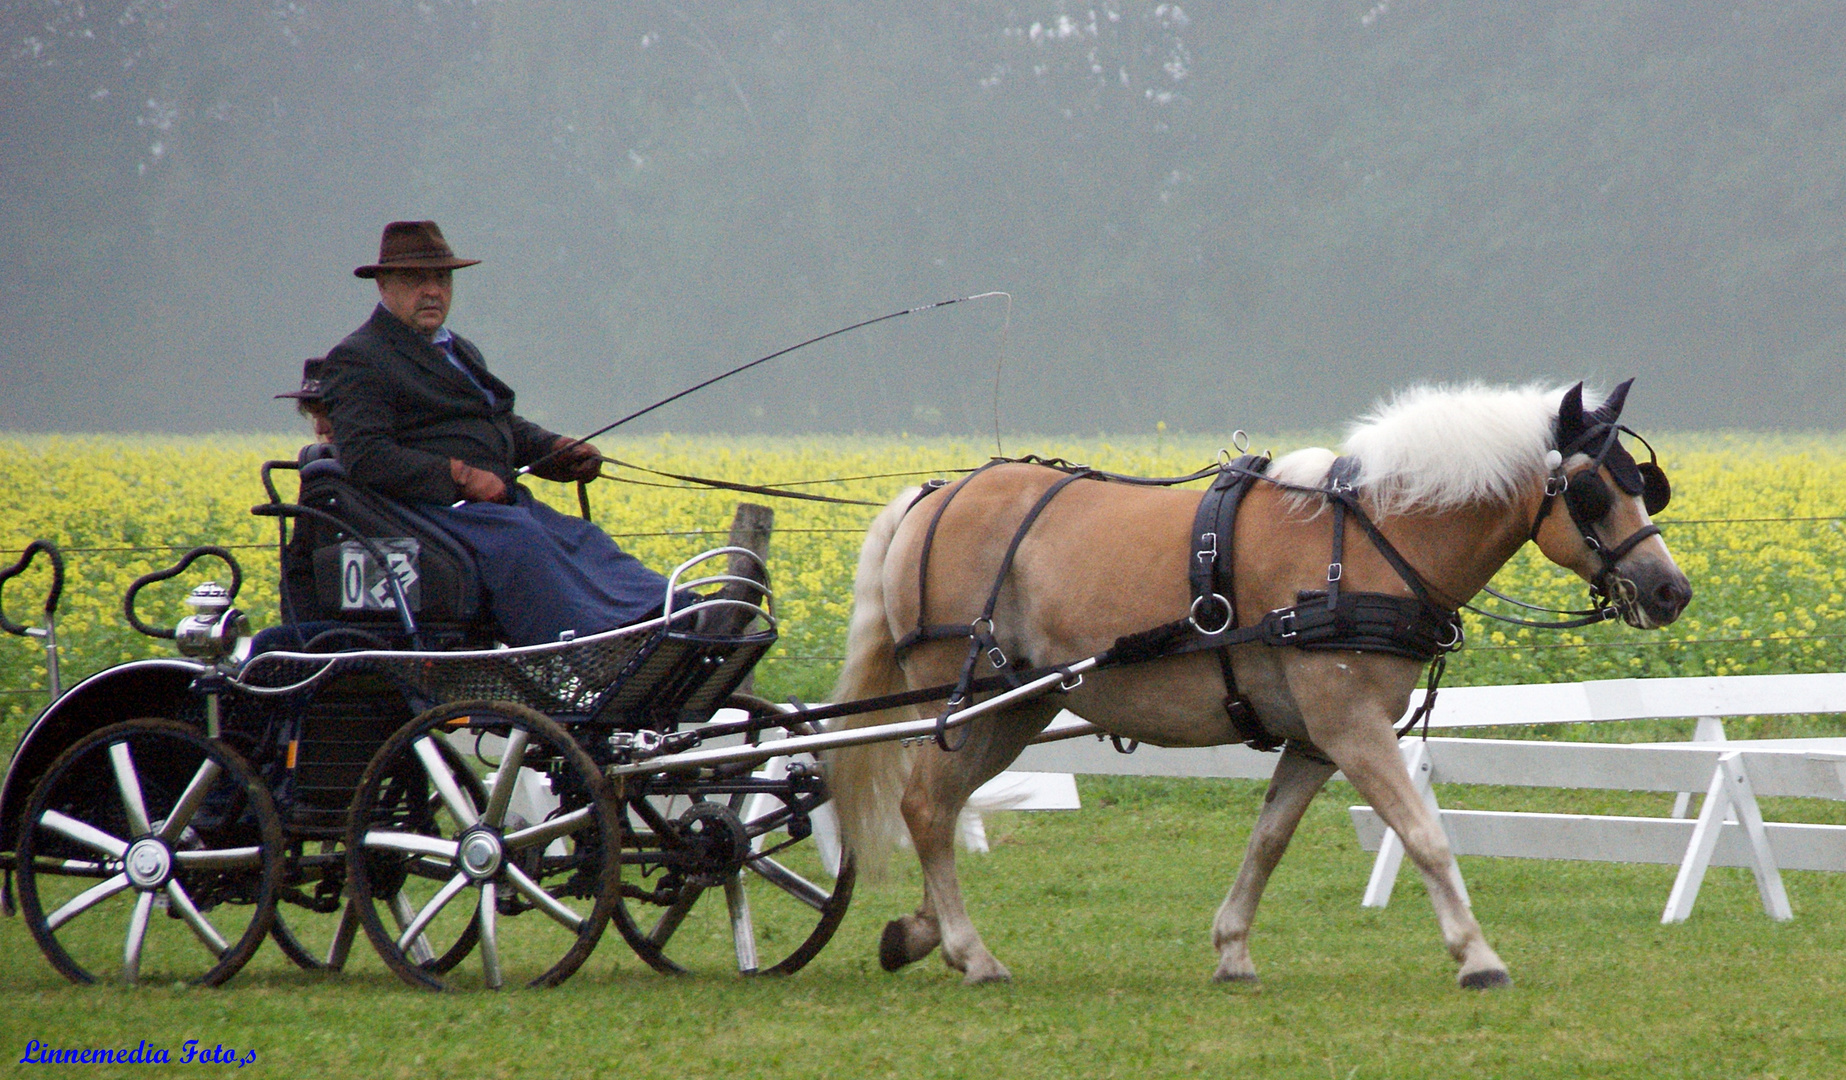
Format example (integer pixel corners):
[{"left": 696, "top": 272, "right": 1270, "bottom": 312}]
[
  {"left": 1639, "top": 462, "right": 1671, "bottom": 515},
  {"left": 1563, "top": 472, "right": 1612, "bottom": 525}
]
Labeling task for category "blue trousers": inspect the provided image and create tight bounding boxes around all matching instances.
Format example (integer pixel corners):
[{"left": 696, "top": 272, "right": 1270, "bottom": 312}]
[{"left": 419, "top": 488, "right": 672, "bottom": 646}]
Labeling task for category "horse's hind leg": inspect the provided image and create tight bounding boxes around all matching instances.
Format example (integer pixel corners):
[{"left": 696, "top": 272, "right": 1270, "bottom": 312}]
[
  {"left": 1211, "top": 743, "right": 1337, "bottom": 983},
  {"left": 884, "top": 701, "right": 1056, "bottom": 985}
]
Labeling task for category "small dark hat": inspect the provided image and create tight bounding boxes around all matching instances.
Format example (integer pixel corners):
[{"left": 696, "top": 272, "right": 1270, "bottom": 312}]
[
  {"left": 353, "top": 220, "right": 481, "bottom": 279},
  {"left": 275, "top": 358, "right": 327, "bottom": 401}
]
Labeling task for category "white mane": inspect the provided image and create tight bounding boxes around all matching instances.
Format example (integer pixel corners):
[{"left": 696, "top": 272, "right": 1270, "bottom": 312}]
[{"left": 1272, "top": 383, "right": 1570, "bottom": 518}]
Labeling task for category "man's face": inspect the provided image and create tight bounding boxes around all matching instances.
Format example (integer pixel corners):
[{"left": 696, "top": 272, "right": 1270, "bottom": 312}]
[{"left": 376, "top": 268, "right": 453, "bottom": 336}]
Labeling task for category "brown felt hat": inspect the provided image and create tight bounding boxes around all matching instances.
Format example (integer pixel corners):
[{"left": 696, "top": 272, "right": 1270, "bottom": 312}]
[
  {"left": 275, "top": 358, "right": 326, "bottom": 401},
  {"left": 353, "top": 220, "right": 481, "bottom": 279}
]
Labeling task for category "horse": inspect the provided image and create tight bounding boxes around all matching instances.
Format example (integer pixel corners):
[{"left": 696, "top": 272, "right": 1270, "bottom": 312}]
[{"left": 826, "top": 380, "right": 1690, "bottom": 989}]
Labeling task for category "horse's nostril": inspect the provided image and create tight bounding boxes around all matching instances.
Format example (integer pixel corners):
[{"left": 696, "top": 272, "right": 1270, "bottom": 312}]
[{"left": 1656, "top": 579, "right": 1691, "bottom": 612}]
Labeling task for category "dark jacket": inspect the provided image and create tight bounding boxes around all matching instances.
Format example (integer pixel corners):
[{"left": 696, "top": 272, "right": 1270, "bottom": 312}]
[{"left": 321, "top": 304, "right": 560, "bottom": 504}]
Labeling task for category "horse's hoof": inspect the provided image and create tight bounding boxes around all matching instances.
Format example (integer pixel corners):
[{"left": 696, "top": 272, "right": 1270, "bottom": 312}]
[
  {"left": 879, "top": 920, "right": 917, "bottom": 972},
  {"left": 962, "top": 967, "right": 1012, "bottom": 986},
  {"left": 1459, "top": 968, "right": 1513, "bottom": 991},
  {"left": 1212, "top": 969, "right": 1260, "bottom": 985}
]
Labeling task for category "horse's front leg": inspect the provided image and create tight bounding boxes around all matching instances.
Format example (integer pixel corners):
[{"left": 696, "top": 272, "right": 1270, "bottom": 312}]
[
  {"left": 1211, "top": 743, "right": 1337, "bottom": 983},
  {"left": 888, "top": 702, "right": 1055, "bottom": 985},
  {"left": 1312, "top": 710, "right": 1511, "bottom": 990}
]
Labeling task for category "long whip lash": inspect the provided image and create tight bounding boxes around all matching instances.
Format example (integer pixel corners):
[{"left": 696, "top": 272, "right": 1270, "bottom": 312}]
[{"left": 521, "top": 291, "right": 1012, "bottom": 480}]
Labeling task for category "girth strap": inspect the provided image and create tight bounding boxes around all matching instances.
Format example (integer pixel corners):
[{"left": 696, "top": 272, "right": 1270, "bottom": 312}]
[{"left": 1187, "top": 454, "right": 1274, "bottom": 749}]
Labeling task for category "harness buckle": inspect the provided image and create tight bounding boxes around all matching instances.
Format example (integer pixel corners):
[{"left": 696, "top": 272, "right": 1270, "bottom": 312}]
[
  {"left": 1058, "top": 670, "right": 1084, "bottom": 692},
  {"left": 1188, "top": 593, "right": 1233, "bottom": 636},
  {"left": 1277, "top": 609, "right": 1299, "bottom": 640},
  {"left": 1327, "top": 561, "right": 1343, "bottom": 584},
  {"left": 1546, "top": 473, "right": 1568, "bottom": 497},
  {"left": 969, "top": 616, "right": 1007, "bottom": 669},
  {"left": 1196, "top": 532, "right": 1218, "bottom": 564}
]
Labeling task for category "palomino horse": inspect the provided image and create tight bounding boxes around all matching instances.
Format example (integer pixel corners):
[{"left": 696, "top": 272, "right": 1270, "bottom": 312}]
[{"left": 828, "top": 381, "right": 1690, "bottom": 988}]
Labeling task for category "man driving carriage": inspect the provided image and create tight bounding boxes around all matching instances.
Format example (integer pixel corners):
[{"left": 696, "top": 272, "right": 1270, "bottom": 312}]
[{"left": 314, "top": 219, "right": 713, "bottom": 647}]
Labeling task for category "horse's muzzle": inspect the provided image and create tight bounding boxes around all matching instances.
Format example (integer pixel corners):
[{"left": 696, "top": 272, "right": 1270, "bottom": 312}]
[{"left": 1613, "top": 561, "right": 1692, "bottom": 629}]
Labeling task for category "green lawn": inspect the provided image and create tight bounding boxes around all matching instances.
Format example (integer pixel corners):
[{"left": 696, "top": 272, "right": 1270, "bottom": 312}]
[{"left": 4, "top": 775, "right": 1842, "bottom": 1079}]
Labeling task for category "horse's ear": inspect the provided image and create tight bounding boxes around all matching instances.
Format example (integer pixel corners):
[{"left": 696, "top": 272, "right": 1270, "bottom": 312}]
[
  {"left": 1591, "top": 378, "right": 1634, "bottom": 424},
  {"left": 1556, "top": 382, "right": 1588, "bottom": 445}
]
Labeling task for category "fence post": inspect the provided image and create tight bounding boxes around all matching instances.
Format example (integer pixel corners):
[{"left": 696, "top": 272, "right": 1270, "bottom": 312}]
[{"left": 727, "top": 503, "right": 773, "bottom": 695}]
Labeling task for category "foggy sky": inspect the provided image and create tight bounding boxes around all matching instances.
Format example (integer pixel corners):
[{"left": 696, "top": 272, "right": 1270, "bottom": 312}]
[{"left": 4, "top": 1, "right": 1844, "bottom": 437}]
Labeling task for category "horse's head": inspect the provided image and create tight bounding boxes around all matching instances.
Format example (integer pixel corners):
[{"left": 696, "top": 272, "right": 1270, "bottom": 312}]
[{"left": 1529, "top": 380, "right": 1692, "bottom": 629}]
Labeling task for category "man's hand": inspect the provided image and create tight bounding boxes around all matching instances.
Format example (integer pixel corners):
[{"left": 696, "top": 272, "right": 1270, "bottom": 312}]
[
  {"left": 532, "top": 437, "right": 602, "bottom": 483},
  {"left": 450, "top": 458, "right": 510, "bottom": 503}
]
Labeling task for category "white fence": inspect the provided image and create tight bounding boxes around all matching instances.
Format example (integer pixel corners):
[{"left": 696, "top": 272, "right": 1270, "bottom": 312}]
[
  {"left": 1016, "top": 673, "right": 1846, "bottom": 922},
  {"left": 463, "top": 674, "right": 1846, "bottom": 916}
]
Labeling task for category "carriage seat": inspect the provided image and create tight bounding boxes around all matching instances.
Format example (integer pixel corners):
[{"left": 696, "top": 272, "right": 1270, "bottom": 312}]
[{"left": 276, "top": 450, "right": 496, "bottom": 649}]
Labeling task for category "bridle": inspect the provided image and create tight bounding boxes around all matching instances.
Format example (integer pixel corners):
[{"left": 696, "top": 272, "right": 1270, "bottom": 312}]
[{"left": 1508, "top": 420, "right": 1672, "bottom": 624}]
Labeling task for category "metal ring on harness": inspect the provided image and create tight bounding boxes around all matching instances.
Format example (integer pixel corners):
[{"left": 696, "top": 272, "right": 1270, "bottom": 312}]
[
  {"left": 1187, "top": 593, "right": 1233, "bottom": 636},
  {"left": 970, "top": 616, "right": 1008, "bottom": 669},
  {"left": 1436, "top": 619, "right": 1463, "bottom": 651}
]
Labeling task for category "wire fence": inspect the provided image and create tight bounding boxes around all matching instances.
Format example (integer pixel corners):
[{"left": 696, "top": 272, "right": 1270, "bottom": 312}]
[
  {"left": 4, "top": 512, "right": 1844, "bottom": 697},
  {"left": 6, "top": 512, "right": 1839, "bottom": 560}
]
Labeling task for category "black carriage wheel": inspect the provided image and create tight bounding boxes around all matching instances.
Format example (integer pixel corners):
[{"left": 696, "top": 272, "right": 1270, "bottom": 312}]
[
  {"left": 270, "top": 905, "right": 354, "bottom": 971},
  {"left": 272, "top": 740, "right": 488, "bottom": 975},
  {"left": 345, "top": 700, "right": 621, "bottom": 991},
  {"left": 269, "top": 839, "right": 358, "bottom": 972},
  {"left": 612, "top": 694, "right": 855, "bottom": 977},
  {"left": 15, "top": 718, "right": 283, "bottom": 987}
]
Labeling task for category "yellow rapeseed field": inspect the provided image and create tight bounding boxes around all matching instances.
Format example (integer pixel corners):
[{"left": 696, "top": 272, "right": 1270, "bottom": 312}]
[{"left": 4, "top": 432, "right": 1845, "bottom": 749}]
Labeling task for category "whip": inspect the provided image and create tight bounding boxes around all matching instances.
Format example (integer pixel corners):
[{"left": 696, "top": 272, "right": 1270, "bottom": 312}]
[{"left": 519, "top": 291, "right": 1011, "bottom": 482}]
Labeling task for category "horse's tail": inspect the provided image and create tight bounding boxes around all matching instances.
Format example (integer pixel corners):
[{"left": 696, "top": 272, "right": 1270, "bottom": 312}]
[{"left": 825, "top": 487, "right": 923, "bottom": 881}]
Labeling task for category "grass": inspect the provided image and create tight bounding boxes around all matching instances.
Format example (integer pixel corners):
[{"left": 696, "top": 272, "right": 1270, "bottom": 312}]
[
  {"left": 3, "top": 774, "right": 1843, "bottom": 1079},
  {"left": 4, "top": 432, "right": 1846, "bottom": 1075}
]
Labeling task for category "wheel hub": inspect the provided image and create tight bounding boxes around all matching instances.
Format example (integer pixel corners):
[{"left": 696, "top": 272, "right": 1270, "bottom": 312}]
[
  {"left": 676, "top": 802, "right": 751, "bottom": 888},
  {"left": 457, "top": 829, "right": 504, "bottom": 881},
  {"left": 124, "top": 837, "right": 174, "bottom": 890}
]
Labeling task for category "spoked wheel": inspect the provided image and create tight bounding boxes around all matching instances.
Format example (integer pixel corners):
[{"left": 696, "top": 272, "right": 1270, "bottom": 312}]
[
  {"left": 273, "top": 742, "right": 488, "bottom": 975},
  {"left": 612, "top": 695, "right": 855, "bottom": 976},
  {"left": 269, "top": 840, "right": 366, "bottom": 972},
  {"left": 345, "top": 700, "right": 621, "bottom": 991},
  {"left": 15, "top": 719, "right": 283, "bottom": 986},
  {"left": 271, "top": 906, "right": 360, "bottom": 972}
]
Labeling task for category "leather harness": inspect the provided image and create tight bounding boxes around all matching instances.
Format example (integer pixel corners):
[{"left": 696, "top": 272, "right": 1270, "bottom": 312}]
[{"left": 892, "top": 456, "right": 1464, "bottom": 753}]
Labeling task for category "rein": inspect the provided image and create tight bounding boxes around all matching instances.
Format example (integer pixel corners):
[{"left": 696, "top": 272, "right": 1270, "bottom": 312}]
[
  {"left": 596, "top": 457, "right": 889, "bottom": 506},
  {"left": 1463, "top": 585, "right": 1617, "bottom": 630}
]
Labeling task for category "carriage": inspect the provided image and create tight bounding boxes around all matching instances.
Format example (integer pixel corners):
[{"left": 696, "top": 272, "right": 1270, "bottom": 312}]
[
  {"left": 2, "top": 380, "right": 1689, "bottom": 991},
  {"left": 0, "top": 452, "right": 853, "bottom": 989}
]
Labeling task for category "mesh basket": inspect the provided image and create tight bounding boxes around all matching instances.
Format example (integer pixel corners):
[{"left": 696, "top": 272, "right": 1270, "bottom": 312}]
[{"left": 237, "top": 621, "right": 772, "bottom": 725}]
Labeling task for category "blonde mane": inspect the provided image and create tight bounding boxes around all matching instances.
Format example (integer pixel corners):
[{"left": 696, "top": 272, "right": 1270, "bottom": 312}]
[{"left": 1271, "top": 383, "right": 1570, "bottom": 518}]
